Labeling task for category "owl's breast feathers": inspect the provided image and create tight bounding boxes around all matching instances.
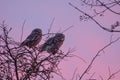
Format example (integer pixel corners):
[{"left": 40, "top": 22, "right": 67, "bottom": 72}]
[
  {"left": 20, "top": 28, "right": 42, "bottom": 48},
  {"left": 40, "top": 33, "right": 65, "bottom": 54}
]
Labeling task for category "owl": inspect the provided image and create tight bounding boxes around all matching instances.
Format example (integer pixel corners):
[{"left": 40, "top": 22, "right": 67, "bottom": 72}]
[
  {"left": 40, "top": 33, "right": 65, "bottom": 55},
  {"left": 20, "top": 28, "right": 42, "bottom": 48}
]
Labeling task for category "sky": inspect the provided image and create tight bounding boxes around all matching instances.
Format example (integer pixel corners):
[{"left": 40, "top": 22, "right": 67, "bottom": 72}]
[{"left": 0, "top": 0, "right": 120, "bottom": 80}]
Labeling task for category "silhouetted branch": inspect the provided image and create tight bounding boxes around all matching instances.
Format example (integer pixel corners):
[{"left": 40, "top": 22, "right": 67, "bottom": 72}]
[
  {"left": 20, "top": 20, "right": 26, "bottom": 42},
  {"left": 71, "top": 68, "right": 78, "bottom": 80},
  {"left": 107, "top": 67, "right": 120, "bottom": 80},
  {"left": 81, "top": 0, "right": 120, "bottom": 17},
  {"left": 96, "top": 0, "right": 120, "bottom": 15},
  {"left": 69, "top": 2, "right": 120, "bottom": 33},
  {"left": 81, "top": 0, "right": 120, "bottom": 7},
  {"left": 48, "top": 17, "right": 55, "bottom": 34},
  {"left": 78, "top": 37, "right": 120, "bottom": 80},
  {"left": 62, "top": 25, "right": 74, "bottom": 33},
  {"left": 0, "top": 21, "right": 73, "bottom": 80}
]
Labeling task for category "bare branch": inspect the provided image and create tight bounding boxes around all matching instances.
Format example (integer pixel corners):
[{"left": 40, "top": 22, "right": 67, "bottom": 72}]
[
  {"left": 78, "top": 37, "right": 120, "bottom": 80},
  {"left": 20, "top": 20, "right": 26, "bottom": 42},
  {"left": 96, "top": 0, "right": 120, "bottom": 15},
  {"left": 107, "top": 67, "right": 120, "bottom": 80},
  {"left": 71, "top": 68, "right": 78, "bottom": 80},
  {"left": 48, "top": 17, "right": 55, "bottom": 34},
  {"left": 0, "top": 21, "right": 73, "bottom": 80},
  {"left": 69, "top": 2, "right": 120, "bottom": 33},
  {"left": 62, "top": 25, "right": 74, "bottom": 33}
]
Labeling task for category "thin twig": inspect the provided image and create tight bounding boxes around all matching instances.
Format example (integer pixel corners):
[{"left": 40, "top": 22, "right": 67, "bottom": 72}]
[
  {"left": 67, "top": 54, "right": 87, "bottom": 63},
  {"left": 99, "top": 75, "right": 104, "bottom": 80},
  {"left": 62, "top": 25, "right": 74, "bottom": 33},
  {"left": 69, "top": 2, "right": 120, "bottom": 33},
  {"left": 71, "top": 68, "right": 78, "bottom": 80},
  {"left": 97, "top": 0, "right": 120, "bottom": 15},
  {"left": 20, "top": 20, "right": 26, "bottom": 42},
  {"left": 45, "top": 17, "right": 55, "bottom": 39},
  {"left": 78, "top": 37, "right": 120, "bottom": 80},
  {"left": 89, "top": 72, "right": 95, "bottom": 79},
  {"left": 107, "top": 69, "right": 120, "bottom": 80},
  {"left": 81, "top": 0, "right": 120, "bottom": 7},
  {"left": 48, "top": 17, "right": 55, "bottom": 34},
  {"left": 108, "top": 66, "right": 111, "bottom": 77}
]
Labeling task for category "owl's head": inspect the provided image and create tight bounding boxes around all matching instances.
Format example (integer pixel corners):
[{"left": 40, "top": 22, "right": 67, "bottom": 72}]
[
  {"left": 32, "top": 28, "right": 42, "bottom": 34},
  {"left": 55, "top": 33, "right": 65, "bottom": 41}
]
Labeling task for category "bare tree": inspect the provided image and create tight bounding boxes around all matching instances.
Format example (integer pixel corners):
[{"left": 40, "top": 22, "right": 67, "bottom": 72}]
[
  {"left": 0, "top": 0, "right": 120, "bottom": 80},
  {"left": 0, "top": 21, "right": 73, "bottom": 80}
]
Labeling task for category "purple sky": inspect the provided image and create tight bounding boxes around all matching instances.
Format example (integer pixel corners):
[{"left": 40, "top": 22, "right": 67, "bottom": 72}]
[{"left": 0, "top": 0, "right": 120, "bottom": 80}]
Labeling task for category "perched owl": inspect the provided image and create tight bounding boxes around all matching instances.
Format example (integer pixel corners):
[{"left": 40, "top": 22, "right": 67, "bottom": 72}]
[
  {"left": 20, "top": 28, "right": 42, "bottom": 48},
  {"left": 40, "top": 33, "right": 65, "bottom": 55}
]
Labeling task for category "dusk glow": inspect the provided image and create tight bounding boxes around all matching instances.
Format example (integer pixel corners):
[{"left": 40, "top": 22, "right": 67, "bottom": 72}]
[{"left": 0, "top": 0, "right": 120, "bottom": 80}]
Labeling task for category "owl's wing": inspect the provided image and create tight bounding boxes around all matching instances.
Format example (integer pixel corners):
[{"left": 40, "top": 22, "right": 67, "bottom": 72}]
[
  {"left": 26, "top": 33, "right": 38, "bottom": 41},
  {"left": 45, "top": 37, "right": 55, "bottom": 45},
  {"left": 40, "top": 37, "right": 54, "bottom": 51},
  {"left": 20, "top": 33, "right": 41, "bottom": 47}
]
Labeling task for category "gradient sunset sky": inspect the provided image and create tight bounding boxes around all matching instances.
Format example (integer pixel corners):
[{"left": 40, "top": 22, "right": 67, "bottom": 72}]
[{"left": 0, "top": 0, "right": 120, "bottom": 80}]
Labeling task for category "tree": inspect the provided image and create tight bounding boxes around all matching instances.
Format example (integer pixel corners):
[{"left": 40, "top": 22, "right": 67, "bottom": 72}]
[
  {"left": 0, "top": 0, "right": 120, "bottom": 80},
  {"left": 0, "top": 21, "right": 73, "bottom": 80}
]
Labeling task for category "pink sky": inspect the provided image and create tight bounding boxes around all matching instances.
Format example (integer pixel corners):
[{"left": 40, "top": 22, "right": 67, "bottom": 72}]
[{"left": 0, "top": 0, "right": 120, "bottom": 80}]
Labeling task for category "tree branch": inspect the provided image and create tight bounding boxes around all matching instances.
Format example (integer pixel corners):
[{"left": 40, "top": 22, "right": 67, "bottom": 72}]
[
  {"left": 78, "top": 37, "right": 120, "bottom": 80},
  {"left": 69, "top": 2, "right": 120, "bottom": 33}
]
